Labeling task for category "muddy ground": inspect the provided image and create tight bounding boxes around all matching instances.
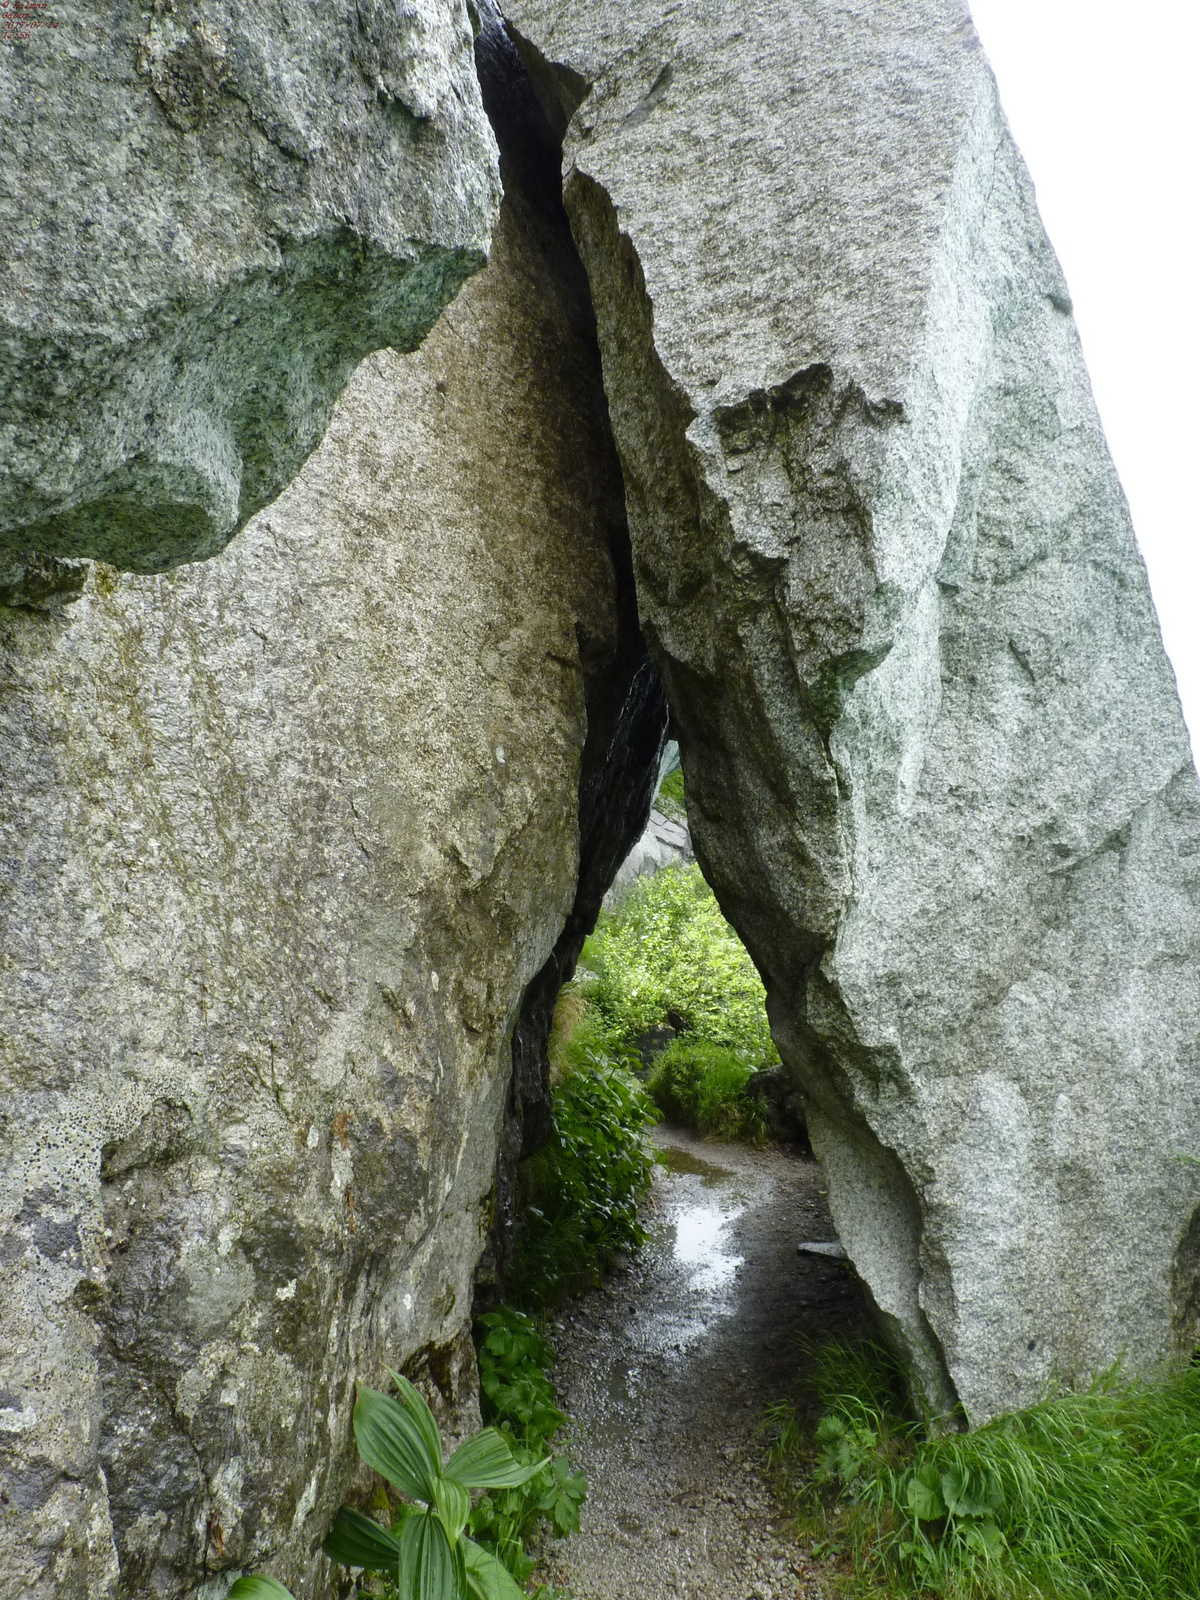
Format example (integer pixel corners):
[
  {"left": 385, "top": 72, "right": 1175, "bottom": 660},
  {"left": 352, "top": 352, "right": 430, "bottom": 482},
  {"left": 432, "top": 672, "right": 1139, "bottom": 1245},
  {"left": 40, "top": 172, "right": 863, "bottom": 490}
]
[{"left": 537, "top": 1125, "right": 876, "bottom": 1600}]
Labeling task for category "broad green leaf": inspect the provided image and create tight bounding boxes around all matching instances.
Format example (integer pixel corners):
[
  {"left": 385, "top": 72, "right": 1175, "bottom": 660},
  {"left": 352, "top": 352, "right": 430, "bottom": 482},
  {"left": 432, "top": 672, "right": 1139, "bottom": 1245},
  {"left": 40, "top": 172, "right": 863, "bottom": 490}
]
[
  {"left": 228, "top": 1580, "right": 297, "bottom": 1600},
  {"left": 398, "top": 1510, "right": 461, "bottom": 1600},
  {"left": 388, "top": 1371, "right": 446, "bottom": 1475},
  {"left": 462, "top": 1536, "right": 528, "bottom": 1600},
  {"left": 432, "top": 1477, "right": 471, "bottom": 1543},
  {"left": 322, "top": 1505, "right": 404, "bottom": 1571},
  {"left": 354, "top": 1384, "right": 440, "bottom": 1503},
  {"left": 907, "top": 1466, "right": 946, "bottom": 1523},
  {"left": 444, "top": 1429, "right": 547, "bottom": 1490}
]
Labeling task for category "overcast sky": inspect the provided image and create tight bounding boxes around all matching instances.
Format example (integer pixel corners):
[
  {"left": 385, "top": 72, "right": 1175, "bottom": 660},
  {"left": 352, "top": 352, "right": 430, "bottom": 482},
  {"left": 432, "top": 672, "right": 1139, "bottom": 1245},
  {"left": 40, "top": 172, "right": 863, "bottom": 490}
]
[{"left": 967, "top": 0, "right": 1199, "bottom": 754}]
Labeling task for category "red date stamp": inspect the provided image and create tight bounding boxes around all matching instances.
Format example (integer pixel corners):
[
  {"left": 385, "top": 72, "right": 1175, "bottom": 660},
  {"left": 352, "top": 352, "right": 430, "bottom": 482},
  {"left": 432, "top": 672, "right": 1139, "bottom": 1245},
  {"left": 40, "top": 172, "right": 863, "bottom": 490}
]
[{"left": 2, "top": 0, "right": 59, "bottom": 42}]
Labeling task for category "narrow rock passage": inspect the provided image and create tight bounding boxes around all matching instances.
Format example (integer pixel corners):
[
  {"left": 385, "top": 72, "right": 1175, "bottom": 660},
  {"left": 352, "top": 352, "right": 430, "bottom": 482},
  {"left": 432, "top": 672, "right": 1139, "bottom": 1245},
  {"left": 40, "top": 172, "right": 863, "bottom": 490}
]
[{"left": 539, "top": 1126, "right": 875, "bottom": 1600}]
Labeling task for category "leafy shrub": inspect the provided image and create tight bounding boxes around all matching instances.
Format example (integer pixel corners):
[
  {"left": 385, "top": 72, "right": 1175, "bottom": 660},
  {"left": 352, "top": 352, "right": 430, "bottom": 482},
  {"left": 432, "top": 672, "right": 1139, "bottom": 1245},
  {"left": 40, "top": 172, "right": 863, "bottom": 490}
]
[
  {"left": 575, "top": 863, "right": 777, "bottom": 1069},
  {"left": 232, "top": 1372, "right": 542, "bottom": 1600},
  {"left": 468, "top": 1308, "right": 586, "bottom": 1585},
  {"left": 655, "top": 765, "right": 687, "bottom": 820},
  {"left": 646, "top": 1037, "right": 770, "bottom": 1143},
  {"left": 784, "top": 1341, "right": 1200, "bottom": 1600},
  {"left": 507, "top": 1058, "right": 657, "bottom": 1309}
]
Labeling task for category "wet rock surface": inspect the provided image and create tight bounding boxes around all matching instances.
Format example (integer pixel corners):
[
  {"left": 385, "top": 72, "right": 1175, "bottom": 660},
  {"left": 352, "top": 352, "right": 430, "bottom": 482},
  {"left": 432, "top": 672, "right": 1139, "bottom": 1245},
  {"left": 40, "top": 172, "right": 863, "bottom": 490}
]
[
  {"left": 507, "top": 0, "right": 1200, "bottom": 1421},
  {"left": 541, "top": 1126, "right": 872, "bottom": 1600}
]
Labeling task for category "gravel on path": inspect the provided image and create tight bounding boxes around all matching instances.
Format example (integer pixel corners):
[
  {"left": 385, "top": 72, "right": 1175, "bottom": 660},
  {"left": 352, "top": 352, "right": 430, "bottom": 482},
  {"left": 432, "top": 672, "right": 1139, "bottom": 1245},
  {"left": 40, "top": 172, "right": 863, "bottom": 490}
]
[{"left": 537, "top": 1125, "right": 876, "bottom": 1600}]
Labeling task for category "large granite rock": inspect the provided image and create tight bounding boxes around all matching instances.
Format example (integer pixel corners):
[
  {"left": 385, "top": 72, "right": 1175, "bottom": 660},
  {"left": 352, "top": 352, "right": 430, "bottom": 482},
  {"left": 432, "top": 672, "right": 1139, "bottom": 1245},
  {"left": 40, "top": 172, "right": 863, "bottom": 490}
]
[
  {"left": 507, "top": 0, "right": 1200, "bottom": 1422},
  {"left": 0, "top": 19, "right": 650, "bottom": 1593},
  {"left": 0, "top": 0, "right": 499, "bottom": 572}
]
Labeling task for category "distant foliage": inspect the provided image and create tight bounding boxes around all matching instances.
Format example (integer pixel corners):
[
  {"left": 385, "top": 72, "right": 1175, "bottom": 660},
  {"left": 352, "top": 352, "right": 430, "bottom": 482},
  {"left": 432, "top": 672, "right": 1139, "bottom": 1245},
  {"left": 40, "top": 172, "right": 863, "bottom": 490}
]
[
  {"left": 768, "top": 1339, "right": 1200, "bottom": 1600},
  {"left": 646, "top": 1038, "right": 769, "bottom": 1143},
  {"left": 507, "top": 1055, "right": 658, "bottom": 1309},
  {"left": 576, "top": 863, "right": 777, "bottom": 1070},
  {"left": 655, "top": 764, "right": 687, "bottom": 820},
  {"left": 470, "top": 1308, "right": 587, "bottom": 1587}
]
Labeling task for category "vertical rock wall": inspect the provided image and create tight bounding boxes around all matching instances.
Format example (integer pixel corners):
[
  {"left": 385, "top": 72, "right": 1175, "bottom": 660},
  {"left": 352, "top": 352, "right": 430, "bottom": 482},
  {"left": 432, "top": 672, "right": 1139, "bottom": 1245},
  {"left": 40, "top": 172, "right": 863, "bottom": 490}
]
[
  {"left": 0, "top": 24, "right": 653, "bottom": 1597},
  {"left": 506, "top": 0, "right": 1200, "bottom": 1422}
]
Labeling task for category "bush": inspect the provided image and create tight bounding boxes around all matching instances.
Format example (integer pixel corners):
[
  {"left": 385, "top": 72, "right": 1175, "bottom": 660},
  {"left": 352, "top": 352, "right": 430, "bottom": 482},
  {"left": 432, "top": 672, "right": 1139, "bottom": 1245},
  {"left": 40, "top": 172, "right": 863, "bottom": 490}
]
[
  {"left": 784, "top": 1341, "right": 1200, "bottom": 1600},
  {"left": 506, "top": 1056, "right": 658, "bottom": 1310},
  {"left": 655, "top": 765, "right": 687, "bottom": 820},
  {"left": 576, "top": 863, "right": 777, "bottom": 1070},
  {"left": 469, "top": 1308, "right": 587, "bottom": 1586},
  {"left": 646, "top": 1038, "right": 770, "bottom": 1143}
]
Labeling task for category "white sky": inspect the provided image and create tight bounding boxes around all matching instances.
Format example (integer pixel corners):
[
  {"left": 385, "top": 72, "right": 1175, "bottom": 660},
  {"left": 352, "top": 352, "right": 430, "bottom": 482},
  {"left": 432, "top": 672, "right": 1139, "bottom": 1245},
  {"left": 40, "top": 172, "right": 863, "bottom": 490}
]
[{"left": 967, "top": 0, "right": 1199, "bottom": 755}]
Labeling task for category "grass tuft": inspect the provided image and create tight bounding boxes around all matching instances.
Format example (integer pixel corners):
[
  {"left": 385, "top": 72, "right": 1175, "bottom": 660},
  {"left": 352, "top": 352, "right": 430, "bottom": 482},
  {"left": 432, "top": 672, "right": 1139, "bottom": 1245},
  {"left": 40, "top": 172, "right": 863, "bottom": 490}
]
[
  {"left": 646, "top": 1037, "right": 770, "bottom": 1143},
  {"left": 772, "top": 1340, "right": 1200, "bottom": 1600}
]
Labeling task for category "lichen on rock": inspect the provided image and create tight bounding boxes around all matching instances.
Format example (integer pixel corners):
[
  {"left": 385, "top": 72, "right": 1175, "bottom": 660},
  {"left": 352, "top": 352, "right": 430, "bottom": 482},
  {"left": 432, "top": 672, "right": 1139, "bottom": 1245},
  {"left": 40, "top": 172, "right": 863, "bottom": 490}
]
[
  {"left": 0, "top": 15, "right": 656, "bottom": 1593},
  {"left": 0, "top": 0, "right": 501, "bottom": 572},
  {"left": 506, "top": 0, "right": 1200, "bottom": 1424}
]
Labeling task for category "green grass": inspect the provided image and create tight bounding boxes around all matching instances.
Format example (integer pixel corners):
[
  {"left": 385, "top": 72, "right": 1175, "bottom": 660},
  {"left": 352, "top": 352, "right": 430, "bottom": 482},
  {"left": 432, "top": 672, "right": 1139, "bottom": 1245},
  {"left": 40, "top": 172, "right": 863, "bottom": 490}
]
[
  {"left": 646, "top": 1037, "right": 769, "bottom": 1143},
  {"left": 769, "top": 1340, "right": 1200, "bottom": 1600}
]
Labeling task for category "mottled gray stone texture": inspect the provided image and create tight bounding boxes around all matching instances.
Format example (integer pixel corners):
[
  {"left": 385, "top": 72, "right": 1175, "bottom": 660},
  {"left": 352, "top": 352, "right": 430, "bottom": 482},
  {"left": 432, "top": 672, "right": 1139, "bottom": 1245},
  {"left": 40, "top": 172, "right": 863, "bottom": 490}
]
[
  {"left": 0, "top": 0, "right": 499, "bottom": 571},
  {"left": 507, "top": 0, "right": 1200, "bottom": 1422},
  {"left": 0, "top": 146, "right": 623, "bottom": 1597}
]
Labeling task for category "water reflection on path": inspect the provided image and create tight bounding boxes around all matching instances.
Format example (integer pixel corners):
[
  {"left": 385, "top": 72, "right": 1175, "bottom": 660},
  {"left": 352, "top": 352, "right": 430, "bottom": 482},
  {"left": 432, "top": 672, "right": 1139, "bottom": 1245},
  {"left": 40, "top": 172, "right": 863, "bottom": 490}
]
[{"left": 542, "top": 1126, "right": 871, "bottom": 1600}]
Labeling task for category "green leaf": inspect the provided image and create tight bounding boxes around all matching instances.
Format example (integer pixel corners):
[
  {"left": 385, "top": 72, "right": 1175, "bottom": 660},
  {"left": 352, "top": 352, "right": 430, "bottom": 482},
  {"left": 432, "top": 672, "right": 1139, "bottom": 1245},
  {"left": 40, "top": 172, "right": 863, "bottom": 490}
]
[
  {"left": 398, "top": 1510, "right": 461, "bottom": 1600},
  {"left": 445, "top": 1428, "right": 547, "bottom": 1490},
  {"left": 322, "top": 1505, "right": 404, "bottom": 1571},
  {"left": 907, "top": 1465, "right": 946, "bottom": 1522},
  {"left": 432, "top": 1478, "right": 471, "bottom": 1543},
  {"left": 387, "top": 1371, "right": 447, "bottom": 1476},
  {"left": 354, "top": 1384, "right": 441, "bottom": 1503},
  {"left": 462, "top": 1536, "right": 528, "bottom": 1600},
  {"left": 227, "top": 1581, "right": 297, "bottom": 1600}
]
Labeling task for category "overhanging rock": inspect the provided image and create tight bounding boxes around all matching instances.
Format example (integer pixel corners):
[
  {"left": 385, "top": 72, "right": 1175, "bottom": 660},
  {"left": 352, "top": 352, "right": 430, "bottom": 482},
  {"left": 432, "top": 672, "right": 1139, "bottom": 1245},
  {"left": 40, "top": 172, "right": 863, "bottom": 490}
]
[
  {"left": 0, "top": 0, "right": 499, "bottom": 572},
  {"left": 506, "top": 0, "right": 1200, "bottom": 1422}
]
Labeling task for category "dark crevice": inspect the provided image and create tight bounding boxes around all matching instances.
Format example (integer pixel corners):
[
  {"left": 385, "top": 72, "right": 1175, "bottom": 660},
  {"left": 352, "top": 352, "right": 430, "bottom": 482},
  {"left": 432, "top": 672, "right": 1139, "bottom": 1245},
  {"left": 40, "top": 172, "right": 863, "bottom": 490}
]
[{"left": 471, "top": 4, "right": 669, "bottom": 1293}]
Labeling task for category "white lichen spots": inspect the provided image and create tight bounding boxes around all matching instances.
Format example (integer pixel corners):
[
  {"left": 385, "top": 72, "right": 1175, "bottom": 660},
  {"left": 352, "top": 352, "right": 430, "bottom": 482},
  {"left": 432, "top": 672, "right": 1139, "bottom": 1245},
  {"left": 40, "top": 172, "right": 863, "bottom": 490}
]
[
  {"left": 306, "top": 1124, "right": 320, "bottom": 1150},
  {"left": 403, "top": 1292, "right": 413, "bottom": 1312},
  {"left": 216, "top": 1224, "right": 237, "bottom": 1257},
  {"left": 219, "top": 1383, "right": 238, "bottom": 1407},
  {"left": 331, "top": 1144, "right": 353, "bottom": 1196},
  {"left": 443, "top": 1171, "right": 454, "bottom": 1198},
  {"left": 0, "top": 1405, "right": 37, "bottom": 1434},
  {"left": 276, "top": 1279, "right": 298, "bottom": 1302},
  {"left": 211, "top": 1456, "right": 246, "bottom": 1533},
  {"left": 431, "top": 970, "right": 440, "bottom": 992},
  {"left": 495, "top": 745, "right": 506, "bottom": 764},
  {"left": 292, "top": 1469, "right": 320, "bottom": 1531}
]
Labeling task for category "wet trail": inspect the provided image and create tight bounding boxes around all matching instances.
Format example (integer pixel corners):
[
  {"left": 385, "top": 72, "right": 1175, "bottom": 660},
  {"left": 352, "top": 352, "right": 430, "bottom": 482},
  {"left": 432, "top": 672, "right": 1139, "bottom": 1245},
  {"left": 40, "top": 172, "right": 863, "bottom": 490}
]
[{"left": 539, "top": 1126, "right": 875, "bottom": 1600}]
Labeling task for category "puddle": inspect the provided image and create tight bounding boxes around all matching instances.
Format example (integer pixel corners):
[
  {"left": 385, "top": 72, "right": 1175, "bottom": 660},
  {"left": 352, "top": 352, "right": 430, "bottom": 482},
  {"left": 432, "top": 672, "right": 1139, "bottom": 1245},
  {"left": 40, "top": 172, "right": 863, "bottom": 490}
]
[
  {"left": 672, "top": 1194, "right": 744, "bottom": 1293},
  {"left": 656, "top": 1143, "right": 734, "bottom": 1186}
]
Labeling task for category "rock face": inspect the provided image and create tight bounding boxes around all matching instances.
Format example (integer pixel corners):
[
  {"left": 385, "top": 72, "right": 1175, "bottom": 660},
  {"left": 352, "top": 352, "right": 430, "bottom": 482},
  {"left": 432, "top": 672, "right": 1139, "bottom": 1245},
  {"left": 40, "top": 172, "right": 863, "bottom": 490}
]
[
  {"left": 0, "top": 0, "right": 499, "bottom": 572},
  {"left": 0, "top": 16, "right": 656, "bottom": 1595},
  {"left": 507, "top": 0, "right": 1200, "bottom": 1421},
  {"left": 602, "top": 808, "right": 693, "bottom": 910}
]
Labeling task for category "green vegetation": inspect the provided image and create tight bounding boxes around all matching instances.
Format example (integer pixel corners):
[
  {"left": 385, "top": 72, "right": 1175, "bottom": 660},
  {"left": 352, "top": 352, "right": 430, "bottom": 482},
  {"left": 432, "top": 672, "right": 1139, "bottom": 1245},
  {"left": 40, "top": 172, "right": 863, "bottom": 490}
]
[
  {"left": 506, "top": 1053, "right": 658, "bottom": 1309},
  {"left": 469, "top": 1308, "right": 586, "bottom": 1585},
  {"left": 555, "top": 857, "right": 777, "bottom": 1144},
  {"left": 575, "top": 863, "right": 776, "bottom": 1071},
  {"left": 646, "top": 1037, "right": 769, "bottom": 1143},
  {"left": 766, "top": 1340, "right": 1200, "bottom": 1600},
  {"left": 233, "top": 1372, "right": 544, "bottom": 1600},
  {"left": 655, "top": 763, "right": 687, "bottom": 820}
]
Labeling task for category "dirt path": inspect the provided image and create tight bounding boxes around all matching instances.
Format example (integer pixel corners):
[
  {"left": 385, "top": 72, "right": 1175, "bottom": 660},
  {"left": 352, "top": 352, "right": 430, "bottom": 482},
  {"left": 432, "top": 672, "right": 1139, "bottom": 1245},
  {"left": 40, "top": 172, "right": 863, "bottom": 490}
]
[{"left": 538, "top": 1126, "right": 875, "bottom": 1600}]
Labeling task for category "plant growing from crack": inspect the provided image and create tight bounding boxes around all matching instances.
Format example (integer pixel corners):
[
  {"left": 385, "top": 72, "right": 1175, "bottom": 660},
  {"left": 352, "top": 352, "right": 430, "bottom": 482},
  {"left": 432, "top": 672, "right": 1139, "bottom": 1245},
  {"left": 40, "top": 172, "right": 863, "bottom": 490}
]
[{"left": 228, "top": 1372, "right": 543, "bottom": 1600}]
